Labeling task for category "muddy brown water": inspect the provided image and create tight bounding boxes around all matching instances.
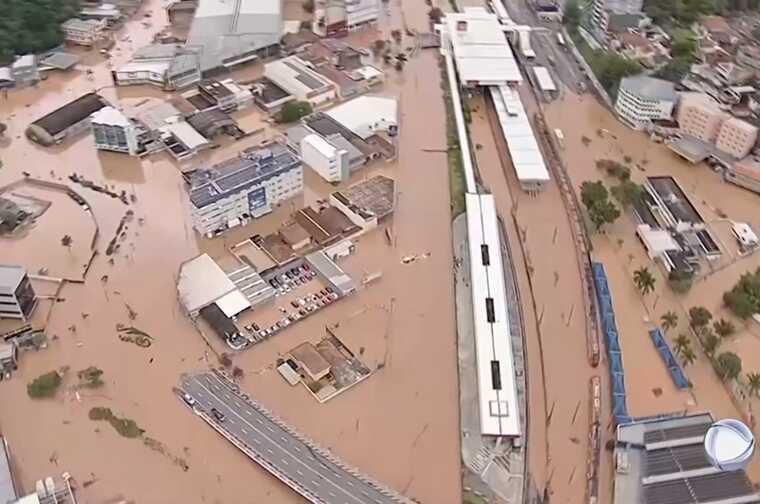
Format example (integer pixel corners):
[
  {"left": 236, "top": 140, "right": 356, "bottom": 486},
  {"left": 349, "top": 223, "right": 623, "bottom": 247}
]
[{"left": 0, "top": 1, "right": 461, "bottom": 502}]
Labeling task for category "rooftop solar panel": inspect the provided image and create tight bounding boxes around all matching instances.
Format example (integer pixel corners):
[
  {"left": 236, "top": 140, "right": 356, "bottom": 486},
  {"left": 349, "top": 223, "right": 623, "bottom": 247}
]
[
  {"left": 644, "top": 423, "right": 711, "bottom": 444},
  {"left": 644, "top": 445, "right": 711, "bottom": 477}
]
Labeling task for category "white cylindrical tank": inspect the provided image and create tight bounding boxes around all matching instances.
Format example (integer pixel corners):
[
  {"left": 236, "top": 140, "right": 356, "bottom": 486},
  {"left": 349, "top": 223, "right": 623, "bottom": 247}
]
[{"left": 704, "top": 419, "right": 755, "bottom": 471}]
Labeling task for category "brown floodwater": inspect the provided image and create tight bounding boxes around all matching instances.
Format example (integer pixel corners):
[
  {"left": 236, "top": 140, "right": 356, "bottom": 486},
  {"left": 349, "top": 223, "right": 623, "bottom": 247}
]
[
  {"left": 545, "top": 91, "right": 760, "bottom": 482},
  {"left": 0, "top": 1, "right": 462, "bottom": 503}
]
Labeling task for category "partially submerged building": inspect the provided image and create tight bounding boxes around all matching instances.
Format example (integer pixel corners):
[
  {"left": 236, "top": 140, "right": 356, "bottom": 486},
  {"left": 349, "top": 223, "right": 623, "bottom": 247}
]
[
  {"left": 91, "top": 106, "right": 145, "bottom": 155},
  {"left": 185, "top": 0, "right": 283, "bottom": 74},
  {"left": 329, "top": 175, "right": 395, "bottom": 233},
  {"left": 61, "top": 18, "right": 107, "bottom": 46},
  {"left": 0, "top": 265, "right": 37, "bottom": 322},
  {"left": 312, "top": 0, "right": 380, "bottom": 37},
  {"left": 614, "top": 76, "right": 677, "bottom": 130},
  {"left": 26, "top": 93, "right": 108, "bottom": 146},
  {"left": 112, "top": 44, "right": 201, "bottom": 90},
  {"left": 264, "top": 56, "right": 338, "bottom": 107},
  {"left": 188, "top": 141, "right": 303, "bottom": 236}
]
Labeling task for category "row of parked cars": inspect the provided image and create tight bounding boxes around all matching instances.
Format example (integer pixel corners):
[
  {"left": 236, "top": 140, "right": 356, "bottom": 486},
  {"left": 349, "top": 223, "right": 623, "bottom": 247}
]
[
  {"left": 268, "top": 264, "right": 315, "bottom": 296},
  {"left": 233, "top": 286, "right": 341, "bottom": 349}
]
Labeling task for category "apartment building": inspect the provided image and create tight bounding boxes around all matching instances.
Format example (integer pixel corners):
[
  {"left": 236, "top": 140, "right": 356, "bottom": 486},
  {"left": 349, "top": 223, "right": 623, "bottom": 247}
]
[
  {"left": 591, "top": 0, "right": 644, "bottom": 41},
  {"left": 188, "top": 142, "right": 303, "bottom": 237},
  {"left": 61, "top": 18, "right": 106, "bottom": 46},
  {"left": 0, "top": 265, "right": 37, "bottom": 322},
  {"left": 716, "top": 118, "right": 758, "bottom": 159},
  {"left": 91, "top": 107, "right": 143, "bottom": 155},
  {"left": 614, "top": 75, "right": 677, "bottom": 130},
  {"left": 677, "top": 93, "right": 727, "bottom": 143},
  {"left": 313, "top": 0, "right": 380, "bottom": 36}
]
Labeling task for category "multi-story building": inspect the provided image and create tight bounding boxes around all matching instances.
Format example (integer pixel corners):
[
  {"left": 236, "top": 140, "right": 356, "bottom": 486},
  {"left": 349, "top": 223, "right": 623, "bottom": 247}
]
[
  {"left": 677, "top": 93, "right": 727, "bottom": 143},
  {"left": 61, "top": 18, "right": 107, "bottom": 46},
  {"left": 188, "top": 141, "right": 303, "bottom": 237},
  {"left": 112, "top": 44, "right": 201, "bottom": 90},
  {"left": 91, "top": 106, "right": 144, "bottom": 155},
  {"left": 716, "top": 118, "right": 758, "bottom": 159},
  {"left": 0, "top": 265, "right": 37, "bottom": 322},
  {"left": 312, "top": 0, "right": 379, "bottom": 37},
  {"left": 591, "top": 0, "right": 644, "bottom": 41},
  {"left": 614, "top": 75, "right": 677, "bottom": 130},
  {"left": 264, "top": 56, "right": 338, "bottom": 107},
  {"left": 300, "top": 134, "right": 349, "bottom": 182},
  {"left": 11, "top": 55, "right": 38, "bottom": 87}
]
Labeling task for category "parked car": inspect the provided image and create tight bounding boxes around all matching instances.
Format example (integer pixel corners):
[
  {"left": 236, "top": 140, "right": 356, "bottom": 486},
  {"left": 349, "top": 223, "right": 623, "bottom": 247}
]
[
  {"left": 330, "top": 292, "right": 338, "bottom": 300},
  {"left": 299, "top": 308, "right": 306, "bottom": 316},
  {"left": 253, "top": 323, "right": 260, "bottom": 331},
  {"left": 291, "top": 300, "right": 299, "bottom": 308},
  {"left": 325, "top": 286, "right": 333, "bottom": 293},
  {"left": 182, "top": 393, "right": 195, "bottom": 407}
]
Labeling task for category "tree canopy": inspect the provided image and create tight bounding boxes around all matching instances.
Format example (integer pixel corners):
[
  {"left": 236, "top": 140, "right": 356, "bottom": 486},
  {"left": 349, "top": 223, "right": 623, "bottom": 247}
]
[
  {"left": 655, "top": 58, "right": 692, "bottom": 83},
  {"left": 0, "top": 0, "right": 81, "bottom": 65},
  {"left": 689, "top": 306, "right": 713, "bottom": 328},
  {"left": 27, "top": 370, "right": 62, "bottom": 398},
  {"left": 587, "top": 52, "right": 642, "bottom": 96},
  {"left": 581, "top": 181, "right": 621, "bottom": 230},
  {"left": 643, "top": 0, "right": 717, "bottom": 27},
  {"left": 276, "top": 101, "right": 313, "bottom": 124},
  {"left": 723, "top": 267, "right": 760, "bottom": 319},
  {"left": 716, "top": 351, "right": 742, "bottom": 381}
]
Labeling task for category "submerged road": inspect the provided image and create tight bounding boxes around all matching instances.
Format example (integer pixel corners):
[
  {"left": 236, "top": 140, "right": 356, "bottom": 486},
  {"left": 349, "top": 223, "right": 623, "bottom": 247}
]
[{"left": 180, "top": 371, "right": 409, "bottom": 504}]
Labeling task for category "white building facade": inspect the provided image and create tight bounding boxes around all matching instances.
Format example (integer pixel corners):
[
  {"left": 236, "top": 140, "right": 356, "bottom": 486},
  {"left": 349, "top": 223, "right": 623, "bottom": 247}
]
[
  {"left": 614, "top": 76, "right": 677, "bottom": 130},
  {"left": 189, "top": 143, "right": 304, "bottom": 236},
  {"left": 91, "top": 107, "right": 142, "bottom": 155},
  {"left": 300, "top": 134, "right": 349, "bottom": 182},
  {"left": 61, "top": 18, "right": 106, "bottom": 46}
]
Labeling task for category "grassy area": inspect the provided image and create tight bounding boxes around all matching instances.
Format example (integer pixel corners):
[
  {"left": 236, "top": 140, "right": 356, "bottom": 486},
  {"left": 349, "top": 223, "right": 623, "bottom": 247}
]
[
  {"left": 463, "top": 492, "right": 489, "bottom": 504},
  {"left": 89, "top": 407, "right": 145, "bottom": 438},
  {"left": 439, "top": 58, "right": 467, "bottom": 219}
]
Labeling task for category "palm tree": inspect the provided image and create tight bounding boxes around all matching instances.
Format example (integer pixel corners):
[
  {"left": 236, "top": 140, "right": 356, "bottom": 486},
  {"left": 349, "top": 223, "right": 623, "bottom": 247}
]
[
  {"left": 633, "top": 267, "right": 656, "bottom": 296},
  {"left": 747, "top": 372, "right": 760, "bottom": 398},
  {"left": 701, "top": 329, "right": 721, "bottom": 358},
  {"left": 661, "top": 311, "right": 679, "bottom": 333},
  {"left": 680, "top": 345, "right": 697, "bottom": 368},
  {"left": 673, "top": 333, "right": 690, "bottom": 356}
]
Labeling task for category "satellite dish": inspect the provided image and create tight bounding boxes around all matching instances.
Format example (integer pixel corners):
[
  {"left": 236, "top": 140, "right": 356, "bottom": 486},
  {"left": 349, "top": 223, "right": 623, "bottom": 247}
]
[{"left": 704, "top": 419, "right": 755, "bottom": 471}]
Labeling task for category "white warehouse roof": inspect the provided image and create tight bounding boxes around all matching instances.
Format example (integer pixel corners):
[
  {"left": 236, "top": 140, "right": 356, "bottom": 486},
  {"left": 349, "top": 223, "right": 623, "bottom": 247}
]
[
  {"left": 91, "top": 106, "right": 131, "bottom": 127},
  {"left": 489, "top": 85, "right": 550, "bottom": 183},
  {"left": 465, "top": 193, "right": 521, "bottom": 437},
  {"left": 302, "top": 133, "right": 340, "bottom": 157},
  {"left": 178, "top": 253, "right": 237, "bottom": 314},
  {"left": 325, "top": 95, "right": 398, "bottom": 140},
  {"left": 444, "top": 8, "right": 522, "bottom": 85}
]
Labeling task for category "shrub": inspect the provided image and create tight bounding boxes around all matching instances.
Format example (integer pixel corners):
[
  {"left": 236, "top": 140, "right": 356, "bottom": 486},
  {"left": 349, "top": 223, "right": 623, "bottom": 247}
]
[
  {"left": 713, "top": 319, "right": 736, "bottom": 338},
  {"left": 668, "top": 269, "right": 693, "bottom": 294},
  {"left": 723, "top": 268, "right": 760, "bottom": 319},
  {"left": 77, "top": 366, "right": 104, "bottom": 388},
  {"left": 276, "top": 101, "right": 313, "bottom": 124},
  {"left": 89, "top": 407, "right": 144, "bottom": 438},
  {"left": 27, "top": 371, "right": 62, "bottom": 398}
]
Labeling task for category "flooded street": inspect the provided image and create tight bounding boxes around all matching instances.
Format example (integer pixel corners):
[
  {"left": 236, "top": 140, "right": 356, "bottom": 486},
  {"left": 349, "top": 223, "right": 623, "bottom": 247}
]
[
  {"left": 0, "top": 1, "right": 461, "bottom": 503},
  {"left": 545, "top": 91, "right": 760, "bottom": 481}
]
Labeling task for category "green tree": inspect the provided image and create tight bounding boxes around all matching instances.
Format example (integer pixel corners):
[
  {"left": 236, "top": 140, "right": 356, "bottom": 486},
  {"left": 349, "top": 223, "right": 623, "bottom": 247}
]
[
  {"left": 716, "top": 351, "right": 742, "bottom": 381},
  {"left": 673, "top": 333, "right": 690, "bottom": 355},
  {"left": 654, "top": 58, "right": 692, "bottom": 83},
  {"left": 587, "top": 52, "right": 641, "bottom": 95},
  {"left": 689, "top": 306, "right": 713, "bottom": 329},
  {"left": 611, "top": 180, "right": 644, "bottom": 208},
  {"left": 581, "top": 181, "right": 620, "bottom": 230},
  {"left": 723, "top": 267, "right": 760, "bottom": 319},
  {"left": 276, "top": 101, "right": 313, "bottom": 124},
  {"left": 27, "top": 371, "right": 63, "bottom": 398},
  {"left": 661, "top": 311, "right": 679, "bottom": 333},
  {"left": 634, "top": 266, "right": 656, "bottom": 295},
  {"left": 668, "top": 269, "right": 694, "bottom": 293},
  {"left": 302, "top": 0, "right": 314, "bottom": 13},
  {"left": 680, "top": 345, "right": 697, "bottom": 368},
  {"left": 563, "top": 0, "right": 582, "bottom": 33},
  {"left": 77, "top": 366, "right": 104, "bottom": 388},
  {"left": 0, "top": 0, "right": 81, "bottom": 65},
  {"left": 746, "top": 372, "right": 760, "bottom": 397},
  {"left": 701, "top": 328, "right": 721, "bottom": 357},
  {"left": 671, "top": 35, "right": 697, "bottom": 60},
  {"left": 713, "top": 318, "right": 736, "bottom": 338}
]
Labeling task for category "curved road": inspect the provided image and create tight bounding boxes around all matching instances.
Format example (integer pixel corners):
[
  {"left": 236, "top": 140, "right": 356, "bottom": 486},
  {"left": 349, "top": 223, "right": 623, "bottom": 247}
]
[{"left": 180, "top": 371, "right": 409, "bottom": 504}]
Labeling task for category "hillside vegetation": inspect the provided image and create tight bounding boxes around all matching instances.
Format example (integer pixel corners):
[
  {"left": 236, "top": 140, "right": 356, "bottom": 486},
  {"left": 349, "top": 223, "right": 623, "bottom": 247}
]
[{"left": 0, "top": 0, "right": 81, "bottom": 65}]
